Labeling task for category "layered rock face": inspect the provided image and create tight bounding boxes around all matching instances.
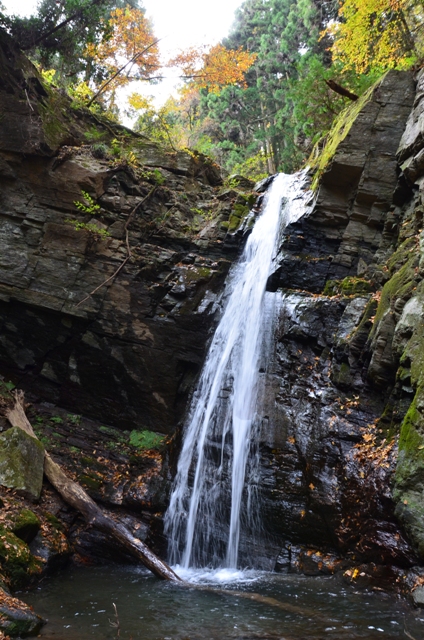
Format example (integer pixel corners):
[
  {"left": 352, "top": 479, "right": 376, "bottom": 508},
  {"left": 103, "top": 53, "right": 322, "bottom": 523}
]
[
  {"left": 0, "top": 31, "right": 247, "bottom": 433},
  {"left": 256, "top": 70, "right": 424, "bottom": 584}
]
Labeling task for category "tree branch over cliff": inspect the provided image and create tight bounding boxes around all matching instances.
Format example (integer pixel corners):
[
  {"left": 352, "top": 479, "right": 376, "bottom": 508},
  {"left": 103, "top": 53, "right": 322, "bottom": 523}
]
[{"left": 325, "top": 79, "right": 358, "bottom": 101}]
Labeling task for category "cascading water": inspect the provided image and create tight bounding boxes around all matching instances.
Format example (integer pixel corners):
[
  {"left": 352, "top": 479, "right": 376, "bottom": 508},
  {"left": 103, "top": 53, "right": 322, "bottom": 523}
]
[{"left": 165, "top": 171, "right": 311, "bottom": 570}]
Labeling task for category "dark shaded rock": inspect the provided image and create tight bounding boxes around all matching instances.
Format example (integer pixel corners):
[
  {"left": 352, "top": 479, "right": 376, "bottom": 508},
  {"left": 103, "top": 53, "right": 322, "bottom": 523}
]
[
  {"left": 0, "top": 588, "right": 44, "bottom": 637},
  {"left": 269, "top": 71, "right": 415, "bottom": 294},
  {"left": 29, "top": 529, "right": 71, "bottom": 574},
  {"left": 0, "top": 34, "right": 239, "bottom": 433}
]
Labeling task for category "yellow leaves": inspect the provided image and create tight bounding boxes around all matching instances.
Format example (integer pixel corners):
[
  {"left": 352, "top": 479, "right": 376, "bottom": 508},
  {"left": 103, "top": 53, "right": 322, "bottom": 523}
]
[
  {"left": 170, "top": 44, "right": 257, "bottom": 94},
  {"left": 324, "top": 0, "right": 415, "bottom": 74},
  {"left": 127, "top": 92, "right": 153, "bottom": 112},
  {"left": 86, "top": 6, "right": 160, "bottom": 93}
]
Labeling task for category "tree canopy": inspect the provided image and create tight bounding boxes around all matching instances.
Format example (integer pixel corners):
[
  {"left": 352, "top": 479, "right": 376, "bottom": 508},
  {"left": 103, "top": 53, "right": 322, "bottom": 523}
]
[{"left": 2, "top": 0, "right": 424, "bottom": 178}]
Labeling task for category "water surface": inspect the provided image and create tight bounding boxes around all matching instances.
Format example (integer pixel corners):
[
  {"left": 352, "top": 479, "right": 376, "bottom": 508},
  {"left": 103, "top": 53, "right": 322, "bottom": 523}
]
[{"left": 22, "top": 565, "right": 424, "bottom": 639}]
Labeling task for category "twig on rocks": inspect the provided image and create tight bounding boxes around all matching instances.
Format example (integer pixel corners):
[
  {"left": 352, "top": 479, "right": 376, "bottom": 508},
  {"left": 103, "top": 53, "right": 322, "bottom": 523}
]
[{"left": 76, "top": 185, "right": 157, "bottom": 307}]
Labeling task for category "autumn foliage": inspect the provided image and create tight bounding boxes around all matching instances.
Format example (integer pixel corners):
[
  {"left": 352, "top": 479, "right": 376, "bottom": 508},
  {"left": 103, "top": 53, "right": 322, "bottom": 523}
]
[
  {"left": 170, "top": 44, "right": 257, "bottom": 93},
  {"left": 326, "top": 0, "right": 417, "bottom": 73},
  {"left": 85, "top": 6, "right": 160, "bottom": 90}
]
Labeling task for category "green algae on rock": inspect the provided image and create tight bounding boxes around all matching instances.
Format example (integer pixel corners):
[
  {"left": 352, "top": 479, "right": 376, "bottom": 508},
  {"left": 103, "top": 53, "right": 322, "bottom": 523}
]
[{"left": 0, "top": 428, "right": 44, "bottom": 500}]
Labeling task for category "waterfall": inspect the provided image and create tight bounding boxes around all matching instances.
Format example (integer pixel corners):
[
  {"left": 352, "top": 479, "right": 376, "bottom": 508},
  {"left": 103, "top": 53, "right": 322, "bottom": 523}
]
[{"left": 165, "top": 172, "right": 310, "bottom": 570}]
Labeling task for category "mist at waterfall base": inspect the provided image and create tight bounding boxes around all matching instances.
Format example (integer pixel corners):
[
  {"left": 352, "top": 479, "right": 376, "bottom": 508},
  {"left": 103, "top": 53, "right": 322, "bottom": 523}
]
[{"left": 165, "top": 172, "right": 310, "bottom": 572}]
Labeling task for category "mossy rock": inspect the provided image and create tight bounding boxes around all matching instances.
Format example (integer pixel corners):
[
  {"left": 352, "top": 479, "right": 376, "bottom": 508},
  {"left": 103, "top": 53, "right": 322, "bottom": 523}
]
[
  {"left": 79, "top": 473, "right": 103, "bottom": 491},
  {"left": 0, "top": 527, "right": 43, "bottom": 589},
  {"left": 309, "top": 80, "right": 378, "bottom": 189},
  {"left": 393, "top": 389, "right": 424, "bottom": 558},
  {"left": 331, "top": 361, "right": 352, "bottom": 388},
  {"left": 371, "top": 252, "right": 418, "bottom": 337},
  {"left": 0, "top": 587, "right": 44, "bottom": 637},
  {"left": 323, "top": 277, "right": 372, "bottom": 297},
  {"left": 183, "top": 266, "right": 212, "bottom": 282},
  {"left": 9, "top": 509, "right": 40, "bottom": 544},
  {"left": 0, "top": 427, "right": 45, "bottom": 500}
]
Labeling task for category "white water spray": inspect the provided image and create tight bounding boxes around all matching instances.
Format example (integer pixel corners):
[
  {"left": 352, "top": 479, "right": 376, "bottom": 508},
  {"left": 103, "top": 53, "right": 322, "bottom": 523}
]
[{"left": 165, "top": 172, "right": 310, "bottom": 569}]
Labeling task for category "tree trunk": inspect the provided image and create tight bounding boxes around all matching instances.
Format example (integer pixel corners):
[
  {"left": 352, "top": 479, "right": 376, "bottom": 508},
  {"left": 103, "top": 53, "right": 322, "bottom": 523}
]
[{"left": 6, "top": 392, "right": 181, "bottom": 583}]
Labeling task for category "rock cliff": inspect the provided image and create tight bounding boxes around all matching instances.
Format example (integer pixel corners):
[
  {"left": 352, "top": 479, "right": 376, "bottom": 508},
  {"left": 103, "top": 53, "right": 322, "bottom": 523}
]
[
  {"left": 257, "top": 69, "right": 424, "bottom": 593},
  {"left": 1, "top": 26, "right": 424, "bottom": 627},
  {"left": 0, "top": 29, "right": 249, "bottom": 434}
]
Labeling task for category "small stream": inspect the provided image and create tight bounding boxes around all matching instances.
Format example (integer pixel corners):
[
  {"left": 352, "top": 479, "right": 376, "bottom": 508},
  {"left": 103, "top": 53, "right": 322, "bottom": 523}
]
[{"left": 21, "top": 565, "right": 424, "bottom": 639}]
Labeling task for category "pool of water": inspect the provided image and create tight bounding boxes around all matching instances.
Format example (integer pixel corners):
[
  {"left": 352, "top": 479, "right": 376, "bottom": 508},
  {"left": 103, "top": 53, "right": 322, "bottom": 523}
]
[{"left": 21, "top": 565, "right": 424, "bottom": 639}]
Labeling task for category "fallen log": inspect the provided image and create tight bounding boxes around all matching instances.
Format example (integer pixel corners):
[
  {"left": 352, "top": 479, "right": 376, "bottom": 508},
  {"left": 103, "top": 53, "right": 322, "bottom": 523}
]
[{"left": 6, "top": 391, "right": 181, "bottom": 583}]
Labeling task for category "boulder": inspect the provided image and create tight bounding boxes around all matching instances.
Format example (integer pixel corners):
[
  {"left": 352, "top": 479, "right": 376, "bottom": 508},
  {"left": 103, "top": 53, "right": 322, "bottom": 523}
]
[{"left": 0, "top": 428, "right": 44, "bottom": 500}]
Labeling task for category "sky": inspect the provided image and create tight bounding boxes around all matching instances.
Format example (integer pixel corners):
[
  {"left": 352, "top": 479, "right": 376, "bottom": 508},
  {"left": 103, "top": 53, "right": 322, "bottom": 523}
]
[
  {"left": 1, "top": 0, "right": 243, "bottom": 111},
  {"left": 2, "top": 0, "right": 243, "bottom": 46}
]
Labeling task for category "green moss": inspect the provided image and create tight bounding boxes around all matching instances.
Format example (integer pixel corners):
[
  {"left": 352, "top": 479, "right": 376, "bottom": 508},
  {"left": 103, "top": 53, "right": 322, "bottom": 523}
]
[
  {"left": 371, "top": 259, "right": 417, "bottom": 335},
  {"left": 331, "top": 361, "right": 352, "bottom": 387},
  {"left": 129, "top": 430, "right": 164, "bottom": 450},
  {"left": 38, "top": 90, "right": 70, "bottom": 149},
  {"left": 323, "top": 277, "right": 372, "bottom": 296},
  {"left": 44, "top": 512, "right": 64, "bottom": 531},
  {"left": 184, "top": 267, "right": 212, "bottom": 282},
  {"left": 0, "top": 609, "right": 44, "bottom": 638},
  {"left": 227, "top": 214, "right": 242, "bottom": 232},
  {"left": 79, "top": 474, "right": 103, "bottom": 490},
  {"left": 309, "top": 80, "right": 379, "bottom": 189},
  {"left": 398, "top": 395, "right": 424, "bottom": 454},
  {"left": 233, "top": 203, "right": 249, "bottom": 218},
  {"left": 0, "top": 527, "right": 42, "bottom": 589},
  {"left": 386, "top": 236, "right": 417, "bottom": 272},
  {"left": 10, "top": 509, "right": 40, "bottom": 543},
  {"left": 394, "top": 390, "right": 424, "bottom": 494}
]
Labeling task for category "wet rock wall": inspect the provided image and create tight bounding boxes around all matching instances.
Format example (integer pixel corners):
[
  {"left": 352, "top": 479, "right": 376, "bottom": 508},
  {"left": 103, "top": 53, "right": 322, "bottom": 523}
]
[{"left": 256, "top": 69, "right": 424, "bottom": 586}]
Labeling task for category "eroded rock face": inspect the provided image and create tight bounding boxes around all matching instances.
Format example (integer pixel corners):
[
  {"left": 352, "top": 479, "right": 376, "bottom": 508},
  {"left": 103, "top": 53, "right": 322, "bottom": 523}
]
[
  {"left": 0, "top": 31, "right": 250, "bottom": 434},
  {"left": 251, "top": 70, "right": 424, "bottom": 582}
]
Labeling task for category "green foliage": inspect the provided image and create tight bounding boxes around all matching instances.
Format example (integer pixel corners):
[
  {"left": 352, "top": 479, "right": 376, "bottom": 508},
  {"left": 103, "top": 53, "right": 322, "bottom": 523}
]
[
  {"left": 229, "top": 152, "right": 268, "bottom": 182},
  {"left": 91, "top": 142, "right": 110, "bottom": 159},
  {"left": 83, "top": 127, "right": 106, "bottom": 143},
  {"left": 327, "top": 0, "right": 420, "bottom": 75},
  {"left": 129, "top": 429, "right": 164, "bottom": 450},
  {"left": 74, "top": 190, "right": 101, "bottom": 215},
  {"left": 66, "top": 220, "right": 111, "bottom": 238},
  {"left": 0, "top": 0, "right": 141, "bottom": 81}
]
